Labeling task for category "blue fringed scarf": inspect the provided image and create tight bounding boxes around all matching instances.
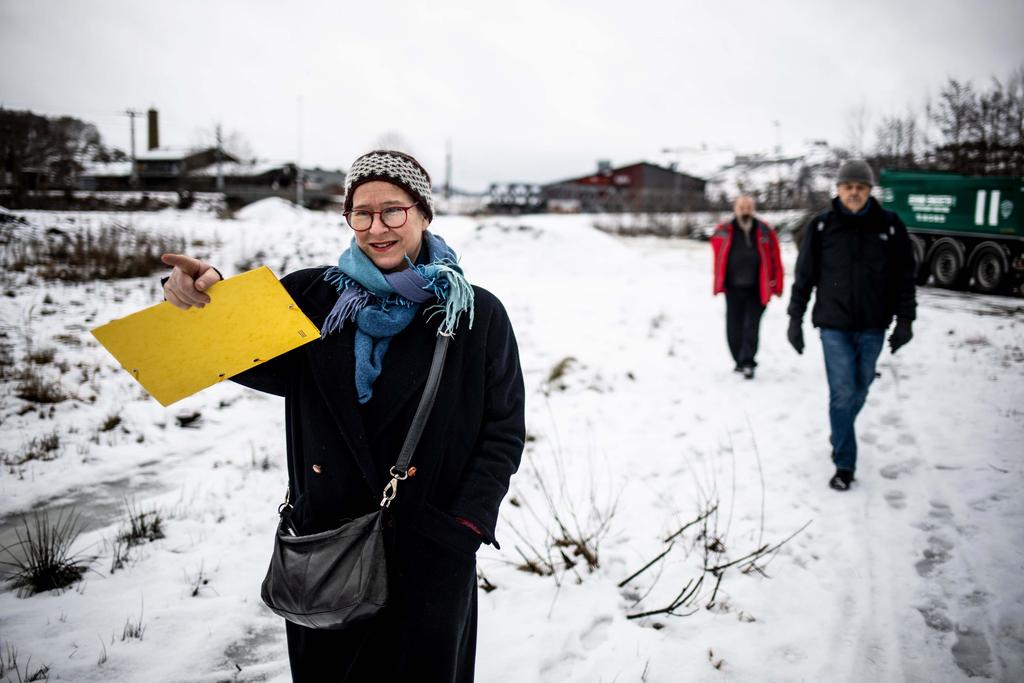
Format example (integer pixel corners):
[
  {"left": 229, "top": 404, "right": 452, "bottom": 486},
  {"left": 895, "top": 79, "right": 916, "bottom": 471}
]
[{"left": 322, "top": 232, "right": 474, "bottom": 404}]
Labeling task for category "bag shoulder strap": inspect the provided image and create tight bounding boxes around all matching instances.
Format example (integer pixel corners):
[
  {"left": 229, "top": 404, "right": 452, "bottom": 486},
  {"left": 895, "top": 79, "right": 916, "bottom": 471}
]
[
  {"left": 380, "top": 333, "right": 451, "bottom": 507},
  {"left": 395, "top": 333, "right": 450, "bottom": 473}
]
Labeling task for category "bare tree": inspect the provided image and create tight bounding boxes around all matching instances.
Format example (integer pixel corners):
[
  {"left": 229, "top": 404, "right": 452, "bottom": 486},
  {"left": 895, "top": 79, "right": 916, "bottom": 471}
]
[
  {"left": 0, "top": 108, "right": 108, "bottom": 196},
  {"left": 845, "top": 101, "right": 870, "bottom": 156},
  {"left": 873, "top": 108, "right": 921, "bottom": 169},
  {"left": 191, "top": 123, "right": 254, "bottom": 162},
  {"left": 931, "top": 79, "right": 977, "bottom": 151},
  {"left": 926, "top": 67, "right": 1024, "bottom": 175}
]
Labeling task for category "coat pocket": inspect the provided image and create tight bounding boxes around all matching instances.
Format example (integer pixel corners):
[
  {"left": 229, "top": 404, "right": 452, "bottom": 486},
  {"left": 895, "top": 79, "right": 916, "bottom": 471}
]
[{"left": 412, "top": 503, "right": 483, "bottom": 557}]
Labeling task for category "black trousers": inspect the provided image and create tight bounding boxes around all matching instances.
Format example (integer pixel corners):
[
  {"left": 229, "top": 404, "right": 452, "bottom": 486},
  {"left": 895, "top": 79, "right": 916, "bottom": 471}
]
[{"left": 725, "top": 287, "right": 766, "bottom": 368}]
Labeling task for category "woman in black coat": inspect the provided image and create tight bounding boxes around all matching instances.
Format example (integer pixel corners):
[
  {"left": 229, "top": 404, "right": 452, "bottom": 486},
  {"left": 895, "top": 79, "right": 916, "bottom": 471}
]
[{"left": 161, "top": 150, "right": 526, "bottom": 682}]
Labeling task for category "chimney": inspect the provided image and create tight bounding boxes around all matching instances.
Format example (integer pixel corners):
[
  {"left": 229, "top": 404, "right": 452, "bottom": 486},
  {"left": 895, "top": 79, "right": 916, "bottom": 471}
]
[{"left": 147, "top": 108, "right": 159, "bottom": 150}]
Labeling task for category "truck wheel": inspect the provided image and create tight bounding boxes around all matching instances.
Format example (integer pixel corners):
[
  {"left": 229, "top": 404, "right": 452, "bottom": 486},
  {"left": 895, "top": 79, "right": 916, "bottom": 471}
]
[
  {"left": 970, "top": 245, "right": 1006, "bottom": 294},
  {"left": 930, "top": 240, "right": 964, "bottom": 288},
  {"left": 909, "top": 235, "right": 929, "bottom": 284}
]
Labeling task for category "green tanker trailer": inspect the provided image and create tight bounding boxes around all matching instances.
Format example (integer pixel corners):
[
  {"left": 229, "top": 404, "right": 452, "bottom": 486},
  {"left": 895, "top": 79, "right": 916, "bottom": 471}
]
[{"left": 880, "top": 169, "right": 1024, "bottom": 295}]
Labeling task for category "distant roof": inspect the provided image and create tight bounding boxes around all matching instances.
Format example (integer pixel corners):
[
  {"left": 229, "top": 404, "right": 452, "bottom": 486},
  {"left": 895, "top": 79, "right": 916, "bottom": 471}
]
[
  {"left": 81, "top": 161, "right": 133, "bottom": 177},
  {"left": 136, "top": 147, "right": 197, "bottom": 161},
  {"left": 136, "top": 146, "right": 238, "bottom": 162},
  {"left": 548, "top": 161, "right": 706, "bottom": 186},
  {"left": 189, "top": 160, "right": 293, "bottom": 177},
  {"left": 303, "top": 167, "right": 346, "bottom": 181}
]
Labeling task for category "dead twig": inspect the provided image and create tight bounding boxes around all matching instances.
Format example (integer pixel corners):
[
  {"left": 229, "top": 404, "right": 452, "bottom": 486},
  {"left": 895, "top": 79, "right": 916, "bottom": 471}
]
[
  {"left": 706, "top": 520, "right": 812, "bottom": 574},
  {"left": 618, "top": 542, "right": 675, "bottom": 588},
  {"left": 663, "top": 504, "right": 719, "bottom": 544}
]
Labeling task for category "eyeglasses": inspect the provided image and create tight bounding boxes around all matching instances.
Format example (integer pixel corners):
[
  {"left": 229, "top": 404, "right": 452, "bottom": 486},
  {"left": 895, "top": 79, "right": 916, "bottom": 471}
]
[{"left": 343, "top": 204, "right": 418, "bottom": 232}]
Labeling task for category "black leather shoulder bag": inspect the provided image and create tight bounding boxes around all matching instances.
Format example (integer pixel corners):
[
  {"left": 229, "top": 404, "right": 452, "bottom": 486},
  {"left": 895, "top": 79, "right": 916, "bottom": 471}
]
[{"left": 260, "top": 333, "right": 451, "bottom": 630}]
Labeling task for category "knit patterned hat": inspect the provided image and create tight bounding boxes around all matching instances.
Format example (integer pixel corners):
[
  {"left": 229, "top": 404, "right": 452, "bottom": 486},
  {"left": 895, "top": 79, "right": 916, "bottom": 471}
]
[{"left": 344, "top": 150, "right": 435, "bottom": 221}]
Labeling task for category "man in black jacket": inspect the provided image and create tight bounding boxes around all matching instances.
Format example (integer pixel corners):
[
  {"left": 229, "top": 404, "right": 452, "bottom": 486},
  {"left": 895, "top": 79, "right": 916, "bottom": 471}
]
[{"left": 787, "top": 160, "right": 916, "bottom": 491}]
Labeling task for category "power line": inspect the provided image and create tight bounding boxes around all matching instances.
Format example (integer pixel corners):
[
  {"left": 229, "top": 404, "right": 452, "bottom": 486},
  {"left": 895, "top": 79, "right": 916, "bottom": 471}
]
[{"left": 123, "top": 109, "right": 142, "bottom": 186}]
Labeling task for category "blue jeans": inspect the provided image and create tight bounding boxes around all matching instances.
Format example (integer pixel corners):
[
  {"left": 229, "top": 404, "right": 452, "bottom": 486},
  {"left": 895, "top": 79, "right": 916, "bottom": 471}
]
[{"left": 819, "top": 328, "right": 886, "bottom": 472}]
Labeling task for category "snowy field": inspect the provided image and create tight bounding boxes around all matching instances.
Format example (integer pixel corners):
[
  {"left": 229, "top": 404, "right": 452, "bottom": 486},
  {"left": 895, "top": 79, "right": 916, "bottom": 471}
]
[{"left": 1, "top": 202, "right": 1022, "bottom": 682}]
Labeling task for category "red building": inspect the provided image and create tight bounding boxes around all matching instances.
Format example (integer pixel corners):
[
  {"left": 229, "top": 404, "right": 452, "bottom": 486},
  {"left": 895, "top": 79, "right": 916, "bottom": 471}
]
[{"left": 543, "top": 161, "right": 706, "bottom": 212}]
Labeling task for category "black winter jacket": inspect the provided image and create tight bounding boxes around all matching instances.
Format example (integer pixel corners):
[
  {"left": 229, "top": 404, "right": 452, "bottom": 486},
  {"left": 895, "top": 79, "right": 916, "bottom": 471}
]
[{"left": 788, "top": 197, "right": 916, "bottom": 330}]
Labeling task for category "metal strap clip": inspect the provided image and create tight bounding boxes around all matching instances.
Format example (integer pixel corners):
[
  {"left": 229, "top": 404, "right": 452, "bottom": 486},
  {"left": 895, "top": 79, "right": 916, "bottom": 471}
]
[{"left": 380, "top": 467, "right": 409, "bottom": 508}]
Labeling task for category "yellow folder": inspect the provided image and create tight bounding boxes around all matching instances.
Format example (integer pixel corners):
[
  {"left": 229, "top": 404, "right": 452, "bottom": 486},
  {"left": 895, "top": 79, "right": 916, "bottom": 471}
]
[{"left": 91, "top": 266, "right": 320, "bottom": 406}]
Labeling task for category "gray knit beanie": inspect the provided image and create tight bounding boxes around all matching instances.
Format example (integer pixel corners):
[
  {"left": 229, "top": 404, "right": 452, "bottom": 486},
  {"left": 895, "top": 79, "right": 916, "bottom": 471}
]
[
  {"left": 836, "top": 159, "right": 875, "bottom": 186},
  {"left": 344, "top": 150, "right": 435, "bottom": 221}
]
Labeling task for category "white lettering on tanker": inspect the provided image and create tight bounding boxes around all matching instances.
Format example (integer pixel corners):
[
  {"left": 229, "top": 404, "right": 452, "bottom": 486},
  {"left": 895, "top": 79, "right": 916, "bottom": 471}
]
[
  {"left": 975, "top": 190, "right": 986, "bottom": 225},
  {"left": 909, "top": 193, "right": 955, "bottom": 224},
  {"left": 989, "top": 190, "right": 1001, "bottom": 226},
  {"left": 1000, "top": 199, "right": 1013, "bottom": 220}
]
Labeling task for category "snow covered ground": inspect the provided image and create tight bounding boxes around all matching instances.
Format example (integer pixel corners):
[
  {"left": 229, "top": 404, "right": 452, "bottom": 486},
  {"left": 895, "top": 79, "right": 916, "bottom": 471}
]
[{"left": 1, "top": 202, "right": 1022, "bottom": 682}]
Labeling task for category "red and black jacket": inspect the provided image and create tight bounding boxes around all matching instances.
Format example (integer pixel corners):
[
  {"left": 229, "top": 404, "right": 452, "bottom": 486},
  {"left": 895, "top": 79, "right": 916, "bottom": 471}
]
[{"left": 710, "top": 218, "right": 784, "bottom": 306}]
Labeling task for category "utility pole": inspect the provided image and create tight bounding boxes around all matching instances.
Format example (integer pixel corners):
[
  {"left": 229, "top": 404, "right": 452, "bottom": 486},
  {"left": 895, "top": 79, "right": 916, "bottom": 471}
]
[
  {"left": 773, "top": 120, "right": 782, "bottom": 208},
  {"left": 296, "top": 96, "right": 304, "bottom": 207},
  {"left": 444, "top": 138, "right": 452, "bottom": 200},
  {"left": 124, "top": 109, "right": 141, "bottom": 187},
  {"left": 215, "top": 124, "right": 225, "bottom": 191}
]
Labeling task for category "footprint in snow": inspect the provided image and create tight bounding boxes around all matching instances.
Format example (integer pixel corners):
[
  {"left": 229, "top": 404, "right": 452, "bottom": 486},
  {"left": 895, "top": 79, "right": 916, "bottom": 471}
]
[
  {"left": 580, "top": 615, "right": 612, "bottom": 651},
  {"left": 879, "top": 411, "right": 902, "bottom": 427},
  {"left": 969, "top": 492, "right": 1009, "bottom": 513},
  {"left": 915, "top": 535, "right": 954, "bottom": 577},
  {"left": 915, "top": 602, "right": 954, "bottom": 633},
  {"left": 883, "top": 490, "right": 907, "bottom": 510},
  {"left": 539, "top": 651, "right": 584, "bottom": 680},
  {"left": 879, "top": 458, "right": 923, "bottom": 480},
  {"left": 952, "top": 624, "right": 994, "bottom": 679},
  {"left": 928, "top": 500, "right": 954, "bottom": 521},
  {"left": 959, "top": 590, "right": 990, "bottom": 608}
]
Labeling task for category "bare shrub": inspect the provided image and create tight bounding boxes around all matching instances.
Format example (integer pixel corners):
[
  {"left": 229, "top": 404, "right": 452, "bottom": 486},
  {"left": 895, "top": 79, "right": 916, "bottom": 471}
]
[
  {"left": 99, "top": 414, "right": 122, "bottom": 432},
  {"left": 186, "top": 562, "right": 212, "bottom": 597},
  {"left": 0, "top": 643, "right": 51, "bottom": 681},
  {"left": 1, "top": 222, "right": 185, "bottom": 282},
  {"left": 26, "top": 347, "right": 55, "bottom": 365},
  {"left": 109, "top": 538, "right": 130, "bottom": 574},
  {"left": 3, "top": 432, "right": 60, "bottom": 466},
  {"left": 234, "top": 249, "right": 266, "bottom": 273},
  {"left": 0, "top": 341, "right": 15, "bottom": 380},
  {"left": 504, "top": 415, "right": 621, "bottom": 585},
  {"left": 618, "top": 428, "right": 810, "bottom": 622},
  {"left": 121, "top": 600, "right": 146, "bottom": 641},
  {"left": 175, "top": 411, "right": 202, "bottom": 428},
  {"left": 117, "top": 500, "right": 164, "bottom": 547},
  {"left": 15, "top": 367, "right": 67, "bottom": 404},
  {"left": 546, "top": 357, "right": 576, "bottom": 383},
  {"left": 51, "top": 333, "right": 80, "bottom": 347},
  {"left": 0, "top": 510, "right": 88, "bottom": 596}
]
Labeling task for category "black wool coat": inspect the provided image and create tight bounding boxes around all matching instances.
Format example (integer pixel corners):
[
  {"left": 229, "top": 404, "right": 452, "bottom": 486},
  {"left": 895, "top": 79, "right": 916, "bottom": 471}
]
[{"left": 233, "top": 266, "right": 526, "bottom": 683}]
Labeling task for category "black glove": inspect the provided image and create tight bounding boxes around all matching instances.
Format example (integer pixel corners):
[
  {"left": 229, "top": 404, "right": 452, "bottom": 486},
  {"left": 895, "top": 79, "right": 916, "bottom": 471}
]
[
  {"left": 787, "top": 317, "right": 804, "bottom": 355},
  {"left": 889, "top": 318, "right": 913, "bottom": 354}
]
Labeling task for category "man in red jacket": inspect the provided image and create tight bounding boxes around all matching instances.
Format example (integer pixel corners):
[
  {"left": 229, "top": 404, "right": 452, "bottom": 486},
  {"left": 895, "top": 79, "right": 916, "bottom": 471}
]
[{"left": 710, "top": 195, "right": 784, "bottom": 379}]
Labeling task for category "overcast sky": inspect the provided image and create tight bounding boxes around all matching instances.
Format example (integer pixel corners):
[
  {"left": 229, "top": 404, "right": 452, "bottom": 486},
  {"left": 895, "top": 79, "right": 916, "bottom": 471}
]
[{"left": 2, "top": 0, "right": 1023, "bottom": 190}]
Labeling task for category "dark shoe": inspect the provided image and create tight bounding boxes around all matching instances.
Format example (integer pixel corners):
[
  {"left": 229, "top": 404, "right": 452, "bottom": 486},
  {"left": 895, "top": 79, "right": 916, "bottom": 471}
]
[
  {"left": 828, "top": 469, "right": 855, "bottom": 491},
  {"left": 742, "top": 366, "right": 755, "bottom": 380},
  {"left": 733, "top": 364, "right": 742, "bottom": 373}
]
